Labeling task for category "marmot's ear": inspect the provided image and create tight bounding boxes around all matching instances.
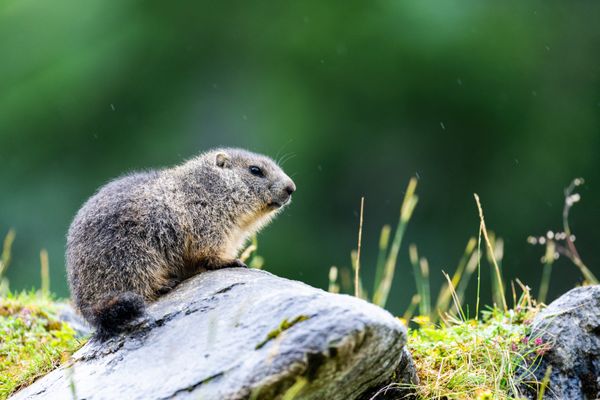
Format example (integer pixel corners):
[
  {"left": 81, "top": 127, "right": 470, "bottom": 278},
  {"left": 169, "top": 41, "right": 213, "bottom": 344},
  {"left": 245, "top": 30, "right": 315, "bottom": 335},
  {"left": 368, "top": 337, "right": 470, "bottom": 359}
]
[{"left": 215, "top": 152, "right": 231, "bottom": 168}]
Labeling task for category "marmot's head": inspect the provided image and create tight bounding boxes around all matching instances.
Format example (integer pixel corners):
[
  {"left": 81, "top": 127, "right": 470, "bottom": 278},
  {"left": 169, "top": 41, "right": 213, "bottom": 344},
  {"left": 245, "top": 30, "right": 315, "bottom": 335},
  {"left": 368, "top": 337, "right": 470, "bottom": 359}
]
[
  {"left": 180, "top": 148, "right": 296, "bottom": 219},
  {"left": 173, "top": 148, "right": 295, "bottom": 253},
  {"left": 212, "top": 148, "right": 296, "bottom": 211}
]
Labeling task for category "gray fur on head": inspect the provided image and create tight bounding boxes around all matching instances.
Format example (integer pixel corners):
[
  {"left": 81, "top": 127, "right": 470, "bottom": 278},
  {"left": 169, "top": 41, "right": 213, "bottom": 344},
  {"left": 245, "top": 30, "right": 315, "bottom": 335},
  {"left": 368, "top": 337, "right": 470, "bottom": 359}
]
[{"left": 66, "top": 148, "right": 295, "bottom": 337}]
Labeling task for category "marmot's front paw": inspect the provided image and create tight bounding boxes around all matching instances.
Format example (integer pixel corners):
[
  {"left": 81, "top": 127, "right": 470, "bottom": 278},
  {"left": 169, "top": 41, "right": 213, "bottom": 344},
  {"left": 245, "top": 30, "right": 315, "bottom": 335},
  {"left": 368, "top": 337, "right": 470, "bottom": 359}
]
[
  {"left": 223, "top": 259, "right": 248, "bottom": 269},
  {"left": 155, "top": 278, "right": 180, "bottom": 296}
]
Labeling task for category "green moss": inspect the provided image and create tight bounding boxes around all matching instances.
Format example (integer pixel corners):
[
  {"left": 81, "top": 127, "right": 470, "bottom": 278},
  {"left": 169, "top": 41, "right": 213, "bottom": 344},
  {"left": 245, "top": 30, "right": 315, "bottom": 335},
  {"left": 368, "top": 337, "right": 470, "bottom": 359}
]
[
  {"left": 255, "top": 315, "right": 310, "bottom": 350},
  {"left": 0, "top": 291, "right": 86, "bottom": 400}
]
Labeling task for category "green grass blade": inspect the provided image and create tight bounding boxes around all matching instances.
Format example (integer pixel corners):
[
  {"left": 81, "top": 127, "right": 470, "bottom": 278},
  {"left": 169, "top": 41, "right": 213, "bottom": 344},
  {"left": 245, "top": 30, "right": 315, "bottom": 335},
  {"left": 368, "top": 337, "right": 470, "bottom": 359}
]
[
  {"left": 374, "top": 178, "right": 418, "bottom": 308},
  {"left": 435, "top": 237, "right": 477, "bottom": 319},
  {"left": 372, "top": 224, "right": 391, "bottom": 302}
]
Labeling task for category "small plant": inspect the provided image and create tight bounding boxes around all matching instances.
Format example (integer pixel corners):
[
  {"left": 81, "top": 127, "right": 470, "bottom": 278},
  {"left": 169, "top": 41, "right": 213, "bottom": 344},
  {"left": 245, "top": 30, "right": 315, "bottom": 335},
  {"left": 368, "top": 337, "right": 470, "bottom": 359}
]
[{"left": 528, "top": 178, "right": 598, "bottom": 304}]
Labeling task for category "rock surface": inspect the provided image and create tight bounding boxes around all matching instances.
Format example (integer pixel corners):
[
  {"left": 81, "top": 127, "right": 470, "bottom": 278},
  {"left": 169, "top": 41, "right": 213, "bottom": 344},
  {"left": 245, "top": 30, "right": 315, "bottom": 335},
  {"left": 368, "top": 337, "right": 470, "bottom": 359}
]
[
  {"left": 11, "top": 268, "right": 416, "bottom": 400},
  {"left": 55, "top": 303, "right": 92, "bottom": 338},
  {"left": 517, "top": 285, "right": 600, "bottom": 400}
]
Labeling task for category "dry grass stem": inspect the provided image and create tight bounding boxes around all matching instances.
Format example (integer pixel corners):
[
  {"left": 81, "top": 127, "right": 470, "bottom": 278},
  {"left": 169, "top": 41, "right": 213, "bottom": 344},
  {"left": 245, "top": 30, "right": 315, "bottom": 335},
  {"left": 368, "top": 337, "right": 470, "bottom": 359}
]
[{"left": 474, "top": 193, "right": 507, "bottom": 312}]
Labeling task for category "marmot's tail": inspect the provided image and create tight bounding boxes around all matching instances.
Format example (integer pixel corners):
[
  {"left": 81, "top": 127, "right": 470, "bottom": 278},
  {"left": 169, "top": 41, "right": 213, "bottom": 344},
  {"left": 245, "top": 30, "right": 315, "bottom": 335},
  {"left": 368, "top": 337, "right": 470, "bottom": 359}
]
[{"left": 87, "top": 292, "right": 146, "bottom": 340}]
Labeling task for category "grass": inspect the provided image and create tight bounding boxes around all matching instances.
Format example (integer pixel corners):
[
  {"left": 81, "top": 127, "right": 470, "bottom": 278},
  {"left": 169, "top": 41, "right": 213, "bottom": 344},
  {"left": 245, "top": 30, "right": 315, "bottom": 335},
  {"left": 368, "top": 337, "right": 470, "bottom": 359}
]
[
  {"left": 407, "top": 304, "right": 545, "bottom": 400},
  {"left": 0, "top": 234, "right": 85, "bottom": 400},
  {"left": 329, "top": 177, "right": 595, "bottom": 399},
  {"left": 0, "top": 291, "right": 84, "bottom": 399}
]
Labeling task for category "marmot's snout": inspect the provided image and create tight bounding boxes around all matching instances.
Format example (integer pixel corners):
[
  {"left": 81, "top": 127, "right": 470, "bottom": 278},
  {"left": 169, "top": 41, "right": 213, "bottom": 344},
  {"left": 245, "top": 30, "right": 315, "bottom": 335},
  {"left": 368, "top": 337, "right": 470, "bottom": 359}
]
[{"left": 270, "top": 178, "right": 296, "bottom": 208}]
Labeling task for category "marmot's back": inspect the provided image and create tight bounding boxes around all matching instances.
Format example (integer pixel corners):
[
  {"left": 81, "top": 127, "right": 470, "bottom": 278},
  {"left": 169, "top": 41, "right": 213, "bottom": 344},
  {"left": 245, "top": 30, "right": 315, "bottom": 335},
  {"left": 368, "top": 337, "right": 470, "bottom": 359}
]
[
  {"left": 68, "top": 171, "right": 160, "bottom": 257},
  {"left": 66, "top": 148, "right": 296, "bottom": 338}
]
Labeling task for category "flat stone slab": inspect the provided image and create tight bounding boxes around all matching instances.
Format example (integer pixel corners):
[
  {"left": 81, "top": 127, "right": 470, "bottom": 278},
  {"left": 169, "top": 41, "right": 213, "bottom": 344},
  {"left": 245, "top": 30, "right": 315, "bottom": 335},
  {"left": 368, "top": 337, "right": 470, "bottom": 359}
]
[{"left": 11, "top": 268, "right": 415, "bottom": 400}]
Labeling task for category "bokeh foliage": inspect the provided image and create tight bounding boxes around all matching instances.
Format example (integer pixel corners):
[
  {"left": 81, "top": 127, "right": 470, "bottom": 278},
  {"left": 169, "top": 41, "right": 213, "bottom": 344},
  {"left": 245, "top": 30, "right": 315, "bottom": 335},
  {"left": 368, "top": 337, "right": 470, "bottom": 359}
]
[{"left": 1, "top": 0, "right": 599, "bottom": 314}]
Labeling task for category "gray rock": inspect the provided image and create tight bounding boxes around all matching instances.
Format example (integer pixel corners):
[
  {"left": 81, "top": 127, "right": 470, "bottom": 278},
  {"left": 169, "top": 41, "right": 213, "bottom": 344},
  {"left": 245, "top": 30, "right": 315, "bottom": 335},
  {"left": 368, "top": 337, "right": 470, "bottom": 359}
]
[
  {"left": 11, "top": 268, "right": 416, "bottom": 400},
  {"left": 54, "top": 303, "right": 92, "bottom": 338},
  {"left": 516, "top": 285, "right": 600, "bottom": 400}
]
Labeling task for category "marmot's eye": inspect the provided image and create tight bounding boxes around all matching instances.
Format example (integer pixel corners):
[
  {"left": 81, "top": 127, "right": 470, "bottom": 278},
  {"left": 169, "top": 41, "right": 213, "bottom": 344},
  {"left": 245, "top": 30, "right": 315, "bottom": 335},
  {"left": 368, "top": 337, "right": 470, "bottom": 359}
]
[{"left": 249, "top": 166, "right": 264, "bottom": 177}]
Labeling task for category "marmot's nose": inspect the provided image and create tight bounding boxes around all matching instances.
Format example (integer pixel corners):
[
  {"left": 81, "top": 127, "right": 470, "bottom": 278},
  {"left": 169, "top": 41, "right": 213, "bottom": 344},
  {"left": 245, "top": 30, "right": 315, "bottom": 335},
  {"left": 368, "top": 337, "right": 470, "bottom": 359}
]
[{"left": 285, "top": 182, "right": 296, "bottom": 196}]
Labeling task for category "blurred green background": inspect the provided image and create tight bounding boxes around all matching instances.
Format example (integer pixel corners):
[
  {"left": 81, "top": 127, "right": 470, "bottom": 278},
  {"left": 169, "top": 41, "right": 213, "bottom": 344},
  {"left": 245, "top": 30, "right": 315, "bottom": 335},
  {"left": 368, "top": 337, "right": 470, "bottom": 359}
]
[{"left": 1, "top": 0, "right": 599, "bottom": 315}]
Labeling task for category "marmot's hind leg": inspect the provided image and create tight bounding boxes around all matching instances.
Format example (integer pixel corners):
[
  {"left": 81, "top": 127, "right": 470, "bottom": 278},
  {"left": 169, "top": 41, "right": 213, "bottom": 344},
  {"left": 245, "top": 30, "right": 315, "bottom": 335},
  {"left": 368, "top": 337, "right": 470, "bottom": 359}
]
[{"left": 86, "top": 292, "right": 146, "bottom": 340}]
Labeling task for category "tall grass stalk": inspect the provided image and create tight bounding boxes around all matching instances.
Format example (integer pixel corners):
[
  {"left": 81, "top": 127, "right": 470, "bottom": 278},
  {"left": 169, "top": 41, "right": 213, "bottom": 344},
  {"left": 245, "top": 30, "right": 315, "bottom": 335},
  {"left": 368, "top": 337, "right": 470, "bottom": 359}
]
[
  {"left": 476, "top": 220, "right": 482, "bottom": 319},
  {"left": 537, "top": 367, "right": 552, "bottom": 400},
  {"left": 474, "top": 194, "right": 507, "bottom": 312},
  {"left": 402, "top": 294, "right": 421, "bottom": 322},
  {"left": 372, "top": 225, "right": 391, "bottom": 299},
  {"left": 485, "top": 234, "right": 506, "bottom": 309},
  {"left": 537, "top": 240, "right": 555, "bottom": 304},
  {"left": 240, "top": 235, "right": 264, "bottom": 269},
  {"left": 0, "top": 229, "right": 16, "bottom": 294},
  {"left": 442, "top": 271, "right": 466, "bottom": 321},
  {"left": 419, "top": 258, "right": 431, "bottom": 318},
  {"left": 354, "top": 197, "right": 365, "bottom": 298},
  {"left": 0, "top": 229, "right": 16, "bottom": 279},
  {"left": 409, "top": 244, "right": 431, "bottom": 318},
  {"left": 372, "top": 178, "right": 418, "bottom": 307},
  {"left": 435, "top": 238, "right": 477, "bottom": 320},
  {"left": 452, "top": 249, "right": 479, "bottom": 318},
  {"left": 40, "top": 249, "right": 50, "bottom": 296},
  {"left": 328, "top": 266, "right": 340, "bottom": 294},
  {"left": 515, "top": 279, "right": 533, "bottom": 308},
  {"left": 350, "top": 250, "right": 365, "bottom": 299}
]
